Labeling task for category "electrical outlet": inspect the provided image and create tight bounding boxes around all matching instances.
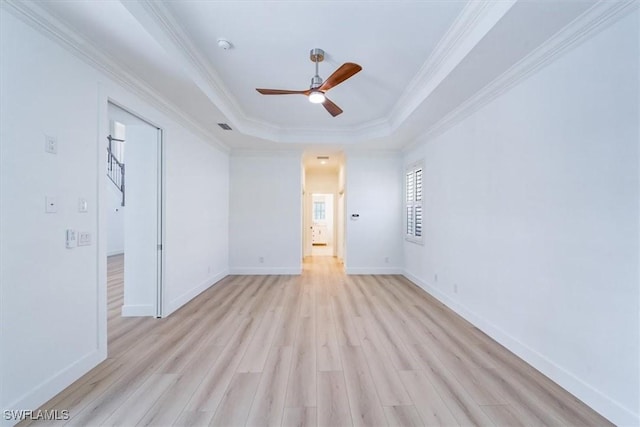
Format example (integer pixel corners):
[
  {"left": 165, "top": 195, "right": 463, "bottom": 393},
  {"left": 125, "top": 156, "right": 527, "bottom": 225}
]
[
  {"left": 384, "top": 257, "right": 389, "bottom": 263},
  {"left": 434, "top": 274, "right": 438, "bottom": 283},
  {"left": 259, "top": 256, "right": 264, "bottom": 263},
  {"left": 78, "top": 232, "right": 91, "bottom": 246},
  {"left": 453, "top": 283, "right": 458, "bottom": 294}
]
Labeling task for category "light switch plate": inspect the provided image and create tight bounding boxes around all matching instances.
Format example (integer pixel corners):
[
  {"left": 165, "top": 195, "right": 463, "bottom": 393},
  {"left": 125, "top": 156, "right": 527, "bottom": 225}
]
[
  {"left": 45, "top": 135, "right": 57, "bottom": 154},
  {"left": 78, "top": 198, "right": 88, "bottom": 213},
  {"left": 66, "top": 229, "right": 76, "bottom": 248}
]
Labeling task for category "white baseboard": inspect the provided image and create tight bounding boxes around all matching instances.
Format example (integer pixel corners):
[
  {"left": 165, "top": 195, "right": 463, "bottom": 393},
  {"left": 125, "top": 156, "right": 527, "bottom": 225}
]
[
  {"left": 229, "top": 267, "right": 302, "bottom": 275},
  {"left": 106, "top": 250, "right": 124, "bottom": 257},
  {"left": 345, "top": 267, "right": 403, "bottom": 275},
  {"left": 402, "top": 270, "right": 639, "bottom": 427},
  {"left": 2, "top": 349, "right": 105, "bottom": 427},
  {"left": 164, "top": 270, "right": 229, "bottom": 317},
  {"left": 121, "top": 304, "right": 154, "bottom": 317}
]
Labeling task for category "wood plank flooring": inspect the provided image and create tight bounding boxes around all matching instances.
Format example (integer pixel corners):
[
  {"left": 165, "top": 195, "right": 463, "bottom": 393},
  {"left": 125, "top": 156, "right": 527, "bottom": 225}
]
[{"left": 21, "top": 255, "right": 612, "bottom": 426}]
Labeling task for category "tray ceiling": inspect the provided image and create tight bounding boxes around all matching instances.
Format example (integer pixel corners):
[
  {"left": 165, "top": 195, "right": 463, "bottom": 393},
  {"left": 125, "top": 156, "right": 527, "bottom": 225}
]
[{"left": 13, "top": 0, "right": 618, "bottom": 151}]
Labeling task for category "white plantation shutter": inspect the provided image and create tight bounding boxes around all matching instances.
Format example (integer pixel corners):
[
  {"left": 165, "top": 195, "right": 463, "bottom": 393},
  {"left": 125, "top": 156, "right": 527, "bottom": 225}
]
[
  {"left": 406, "top": 170, "right": 415, "bottom": 235},
  {"left": 405, "top": 164, "right": 423, "bottom": 241}
]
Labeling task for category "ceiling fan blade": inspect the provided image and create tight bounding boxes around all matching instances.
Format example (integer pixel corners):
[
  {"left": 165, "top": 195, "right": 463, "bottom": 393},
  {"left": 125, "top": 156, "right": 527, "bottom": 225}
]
[
  {"left": 322, "top": 97, "right": 343, "bottom": 117},
  {"left": 256, "top": 88, "right": 310, "bottom": 95},
  {"left": 319, "top": 62, "right": 362, "bottom": 92}
]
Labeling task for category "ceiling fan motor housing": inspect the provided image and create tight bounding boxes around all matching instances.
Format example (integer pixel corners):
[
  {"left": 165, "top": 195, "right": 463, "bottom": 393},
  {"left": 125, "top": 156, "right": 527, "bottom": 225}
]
[
  {"left": 255, "top": 47, "right": 361, "bottom": 117},
  {"left": 309, "top": 48, "right": 325, "bottom": 63},
  {"left": 310, "top": 75, "right": 323, "bottom": 89}
]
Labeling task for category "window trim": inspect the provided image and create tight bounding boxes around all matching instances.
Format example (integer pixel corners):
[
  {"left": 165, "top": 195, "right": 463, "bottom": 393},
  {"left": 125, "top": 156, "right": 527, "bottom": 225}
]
[{"left": 405, "top": 162, "right": 424, "bottom": 244}]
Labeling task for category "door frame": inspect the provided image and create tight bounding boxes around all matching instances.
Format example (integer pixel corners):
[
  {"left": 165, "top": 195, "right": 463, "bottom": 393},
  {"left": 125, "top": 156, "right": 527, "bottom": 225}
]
[{"left": 103, "top": 100, "right": 165, "bottom": 318}]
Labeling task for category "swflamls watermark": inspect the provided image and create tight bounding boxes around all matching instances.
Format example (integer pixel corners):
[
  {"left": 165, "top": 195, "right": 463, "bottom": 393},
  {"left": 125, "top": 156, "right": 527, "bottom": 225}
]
[{"left": 3, "top": 409, "right": 70, "bottom": 421}]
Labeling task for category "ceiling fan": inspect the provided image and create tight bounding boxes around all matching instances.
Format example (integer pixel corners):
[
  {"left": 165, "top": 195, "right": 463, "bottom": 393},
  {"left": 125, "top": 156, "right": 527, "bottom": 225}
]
[{"left": 256, "top": 48, "right": 362, "bottom": 117}]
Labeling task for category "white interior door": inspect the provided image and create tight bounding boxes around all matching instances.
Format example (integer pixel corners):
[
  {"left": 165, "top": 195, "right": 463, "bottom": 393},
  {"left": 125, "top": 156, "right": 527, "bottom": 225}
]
[{"left": 123, "top": 124, "right": 161, "bottom": 317}]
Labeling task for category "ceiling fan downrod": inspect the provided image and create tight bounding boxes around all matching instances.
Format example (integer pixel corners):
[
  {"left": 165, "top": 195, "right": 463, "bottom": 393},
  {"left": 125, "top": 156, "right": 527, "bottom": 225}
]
[{"left": 310, "top": 48, "right": 324, "bottom": 89}]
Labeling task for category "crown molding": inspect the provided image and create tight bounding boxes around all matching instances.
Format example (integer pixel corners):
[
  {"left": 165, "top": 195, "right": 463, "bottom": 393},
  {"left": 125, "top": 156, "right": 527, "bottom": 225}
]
[
  {"left": 230, "top": 148, "right": 303, "bottom": 158},
  {"left": 6, "top": 0, "right": 631, "bottom": 150},
  {"left": 2, "top": 0, "right": 519, "bottom": 147},
  {"left": 260, "top": 116, "right": 393, "bottom": 145},
  {"left": 343, "top": 148, "right": 402, "bottom": 158},
  {"left": 1, "top": 0, "right": 230, "bottom": 153},
  {"left": 404, "top": 0, "right": 638, "bottom": 152},
  {"left": 389, "top": 0, "right": 517, "bottom": 130},
  {"left": 129, "top": 0, "right": 517, "bottom": 145},
  {"left": 131, "top": 1, "right": 248, "bottom": 127},
  {"left": 127, "top": 0, "right": 389, "bottom": 144}
]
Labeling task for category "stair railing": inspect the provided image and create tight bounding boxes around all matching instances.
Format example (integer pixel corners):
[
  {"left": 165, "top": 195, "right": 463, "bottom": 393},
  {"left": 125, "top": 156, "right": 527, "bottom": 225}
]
[{"left": 107, "top": 135, "right": 125, "bottom": 206}]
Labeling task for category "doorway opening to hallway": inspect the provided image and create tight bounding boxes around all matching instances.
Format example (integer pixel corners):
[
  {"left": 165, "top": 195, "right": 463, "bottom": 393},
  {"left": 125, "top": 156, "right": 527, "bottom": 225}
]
[{"left": 302, "top": 152, "right": 345, "bottom": 265}]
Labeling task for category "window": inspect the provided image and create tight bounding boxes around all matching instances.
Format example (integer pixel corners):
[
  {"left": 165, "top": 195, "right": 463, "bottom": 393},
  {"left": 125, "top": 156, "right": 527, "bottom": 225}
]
[
  {"left": 405, "top": 164, "right": 423, "bottom": 242},
  {"left": 313, "top": 201, "right": 326, "bottom": 221}
]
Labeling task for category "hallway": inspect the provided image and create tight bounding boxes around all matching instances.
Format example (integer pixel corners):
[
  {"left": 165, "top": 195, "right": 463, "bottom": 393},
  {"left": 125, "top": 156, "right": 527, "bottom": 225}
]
[{"left": 24, "top": 256, "right": 610, "bottom": 426}]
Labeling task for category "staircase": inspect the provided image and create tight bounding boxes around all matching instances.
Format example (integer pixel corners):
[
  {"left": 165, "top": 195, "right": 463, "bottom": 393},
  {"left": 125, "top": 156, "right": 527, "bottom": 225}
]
[{"left": 107, "top": 135, "right": 125, "bottom": 206}]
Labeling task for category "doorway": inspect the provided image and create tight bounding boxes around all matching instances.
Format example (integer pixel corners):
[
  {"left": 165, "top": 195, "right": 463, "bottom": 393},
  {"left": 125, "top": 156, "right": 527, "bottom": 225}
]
[
  {"left": 106, "top": 102, "right": 163, "bottom": 318},
  {"left": 311, "top": 193, "right": 334, "bottom": 256},
  {"left": 302, "top": 152, "right": 345, "bottom": 265}
]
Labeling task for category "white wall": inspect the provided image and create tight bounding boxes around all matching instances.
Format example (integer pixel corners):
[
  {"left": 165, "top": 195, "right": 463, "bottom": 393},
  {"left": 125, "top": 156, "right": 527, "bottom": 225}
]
[
  {"left": 163, "top": 121, "right": 229, "bottom": 315},
  {"left": 0, "top": 10, "right": 229, "bottom": 425},
  {"left": 403, "top": 9, "right": 639, "bottom": 426},
  {"left": 345, "top": 153, "right": 403, "bottom": 274},
  {"left": 1, "top": 13, "right": 101, "bottom": 424},
  {"left": 306, "top": 168, "right": 339, "bottom": 193},
  {"left": 229, "top": 152, "right": 301, "bottom": 274}
]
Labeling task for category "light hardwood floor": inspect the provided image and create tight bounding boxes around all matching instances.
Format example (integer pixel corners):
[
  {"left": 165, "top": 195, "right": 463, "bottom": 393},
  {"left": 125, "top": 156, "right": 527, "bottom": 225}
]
[{"left": 21, "top": 254, "right": 612, "bottom": 426}]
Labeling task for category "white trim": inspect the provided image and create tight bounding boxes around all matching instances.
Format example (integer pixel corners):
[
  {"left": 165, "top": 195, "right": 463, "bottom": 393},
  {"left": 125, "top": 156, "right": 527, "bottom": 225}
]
[
  {"left": 155, "top": 127, "right": 164, "bottom": 318},
  {"left": 96, "top": 82, "right": 109, "bottom": 375},
  {"left": 0, "top": 0, "right": 229, "bottom": 153},
  {"left": 121, "top": 304, "right": 155, "bottom": 317},
  {"left": 229, "top": 267, "right": 302, "bottom": 275},
  {"left": 230, "top": 148, "right": 303, "bottom": 158},
  {"left": 346, "top": 267, "right": 403, "bottom": 275},
  {"left": 402, "top": 269, "right": 639, "bottom": 427},
  {"left": 404, "top": 0, "right": 638, "bottom": 152},
  {"left": 1, "top": 350, "right": 105, "bottom": 427},
  {"left": 404, "top": 237, "right": 424, "bottom": 246},
  {"left": 106, "top": 250, "right": 124, "bottom": 257},
  {"left": 390, "top": 0, "right": 516, "bottom": 130},
  {"left": 4, "top": 0, "right": 632, "bottom": 147},
  {"left": 123, "top": 0, "right": 515, "bottom": 145},
  {"left": 164, "top": 271, "right": 229, "bottom": 317}
]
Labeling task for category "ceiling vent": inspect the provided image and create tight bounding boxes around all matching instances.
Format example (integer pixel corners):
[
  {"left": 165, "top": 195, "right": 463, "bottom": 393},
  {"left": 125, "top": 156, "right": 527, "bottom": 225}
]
[
  {"left": 217, "top": 123, "right": 232, "bottom": 130},
  {"left": 317, "top": 156, "right": 329, "bottom": 160}
]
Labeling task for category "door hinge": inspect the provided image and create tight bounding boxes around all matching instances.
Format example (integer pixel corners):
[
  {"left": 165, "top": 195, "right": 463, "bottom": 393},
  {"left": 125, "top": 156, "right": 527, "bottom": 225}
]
[{"left": 158, "top": 244, "right": 163, "bottom": 250}]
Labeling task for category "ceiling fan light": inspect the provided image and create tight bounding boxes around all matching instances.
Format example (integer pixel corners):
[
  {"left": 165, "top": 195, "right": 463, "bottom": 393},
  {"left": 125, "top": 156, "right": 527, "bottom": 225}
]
[{"left": 308, "top": 91, "right": 325, "bottom": 104}]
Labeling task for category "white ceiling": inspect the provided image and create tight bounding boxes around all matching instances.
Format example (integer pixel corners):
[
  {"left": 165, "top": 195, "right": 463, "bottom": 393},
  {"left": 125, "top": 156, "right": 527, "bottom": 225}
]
[
  {"left": 24, "top": 0, "right": 602, "bottom": 152},
  {"left": 161, "top": 1, "right": 466, "bottom": 128}
]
